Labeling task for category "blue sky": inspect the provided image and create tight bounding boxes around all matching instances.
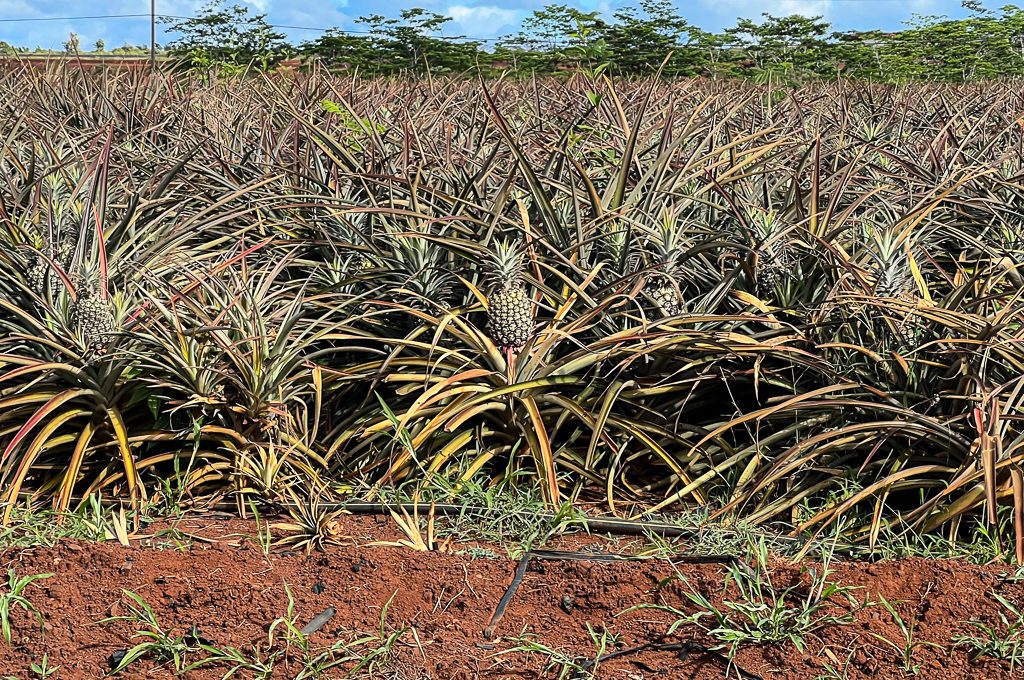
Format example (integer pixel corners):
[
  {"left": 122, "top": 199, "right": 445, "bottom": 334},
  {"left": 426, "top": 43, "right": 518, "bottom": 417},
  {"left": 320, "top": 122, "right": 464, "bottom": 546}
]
[{"left": 0, "top": 0, "right": 986, "bottom": 51}]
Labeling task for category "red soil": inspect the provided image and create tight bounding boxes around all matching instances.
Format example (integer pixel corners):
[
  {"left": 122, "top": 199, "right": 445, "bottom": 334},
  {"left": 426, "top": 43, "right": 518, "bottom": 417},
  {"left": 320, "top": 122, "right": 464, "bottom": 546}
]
[{"left": 0, "top": 513, "right": 1020, "bottom": 679}]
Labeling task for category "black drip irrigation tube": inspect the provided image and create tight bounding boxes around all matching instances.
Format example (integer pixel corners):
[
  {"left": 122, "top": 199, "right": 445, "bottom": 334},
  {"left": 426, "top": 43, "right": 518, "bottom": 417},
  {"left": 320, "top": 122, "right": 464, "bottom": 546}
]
[
  {"left": 479, "top": 548, "right": 762, "bottom": 680},
  {"left": 212, "top": 499, "right": 777, "bottom": 676},
  {"left": 341, "top": 502, "right": 713, "bottom": 536},
  {"left": 264, "top": 501, "right": 827, "bottom": 546}
]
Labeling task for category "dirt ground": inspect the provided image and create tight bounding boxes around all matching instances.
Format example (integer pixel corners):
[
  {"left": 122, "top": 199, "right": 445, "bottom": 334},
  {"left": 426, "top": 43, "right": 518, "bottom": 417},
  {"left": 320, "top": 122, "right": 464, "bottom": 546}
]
[{"left": 0, "top": 513, "right": 1021, "bottom": 679}]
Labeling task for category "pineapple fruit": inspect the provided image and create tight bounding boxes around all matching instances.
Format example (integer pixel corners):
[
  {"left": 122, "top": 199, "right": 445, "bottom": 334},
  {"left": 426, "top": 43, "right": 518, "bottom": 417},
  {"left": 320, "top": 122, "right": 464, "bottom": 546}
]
[
  {"left": 71, "top": 287, "right": 116, "bottom": 350},
  {"left": 647, "top": 274, "right": 684, "bottom": 316},
  {"left": 749, "top": 210, "right": 794, "bottom": 297},
  {"left": 644, "top": 214, "right": 687, "bottom": 317},
  {"left": 26, "top": 233, "right": 75, "bottom": 295},
  {"left": 485, "top": 240, "right": 532, "bottom": 351}
]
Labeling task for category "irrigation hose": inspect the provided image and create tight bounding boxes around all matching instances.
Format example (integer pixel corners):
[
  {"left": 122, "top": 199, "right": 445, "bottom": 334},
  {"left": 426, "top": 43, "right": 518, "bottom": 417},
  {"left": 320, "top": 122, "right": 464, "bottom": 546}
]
[
  {"left": 483, "top": 552, "right": 530, "bottom": 640},
  {"left": 243, "top": 500, "right": 842, "bottom": 550}
]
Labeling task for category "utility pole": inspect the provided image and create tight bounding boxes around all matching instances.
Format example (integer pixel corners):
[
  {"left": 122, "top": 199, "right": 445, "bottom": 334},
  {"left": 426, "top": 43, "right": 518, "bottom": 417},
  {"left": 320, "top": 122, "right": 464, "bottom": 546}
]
[{"left": 150, "top": 0, "right": 156, "bottom": 71}]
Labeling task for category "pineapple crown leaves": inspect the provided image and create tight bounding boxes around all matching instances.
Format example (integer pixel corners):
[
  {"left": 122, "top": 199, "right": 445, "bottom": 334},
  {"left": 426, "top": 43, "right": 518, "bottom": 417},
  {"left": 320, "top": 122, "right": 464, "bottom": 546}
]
[
  {"left": 860, "top": 221, "right": 926, "bottom": 269},
  {"left": 646, "top": 210, "right": 693, "bottom": 273},
  {"left": 746, "top": 208, "right": 788, "bottom": 246},
  {"left": 598, "top": 225, "right": 641, "bottom": 276},
  {"left": 854, "top": 223, "right": 932, "bottom": 299},
  {"left": 381, "top": 234, "right": 457, "bottom": 306},
  {"left": 485, "top": 239, "right": 528, "bottom": 292}
]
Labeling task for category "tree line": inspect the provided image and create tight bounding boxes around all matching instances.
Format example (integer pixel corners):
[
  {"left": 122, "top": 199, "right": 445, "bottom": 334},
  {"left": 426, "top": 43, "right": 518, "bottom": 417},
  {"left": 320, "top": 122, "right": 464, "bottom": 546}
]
[{"left": 162, "top": 0, "right": 1024, "bottom": 81}]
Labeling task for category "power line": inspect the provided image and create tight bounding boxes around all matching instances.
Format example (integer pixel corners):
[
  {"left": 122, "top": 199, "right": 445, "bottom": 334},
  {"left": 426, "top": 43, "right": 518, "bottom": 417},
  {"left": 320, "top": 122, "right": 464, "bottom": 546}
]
[
  {"left": 0, "top": 14, "right": 152, "bottom": 23},
  {"left": 0, "top": 11, "right": 504, "bottom": 44}
]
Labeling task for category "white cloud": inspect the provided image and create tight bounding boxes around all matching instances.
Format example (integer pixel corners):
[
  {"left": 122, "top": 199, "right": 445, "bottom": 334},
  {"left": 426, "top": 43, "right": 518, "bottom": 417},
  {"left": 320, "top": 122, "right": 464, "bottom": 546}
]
[
  {"left": 775, "top": 0, "right": 831, "bottom": 17},
  {"left": 705, "top": 0, "right": 834, "bottom": 20},
  {"left": 446, "top": 5, "right": 521, "bottom": 35}
]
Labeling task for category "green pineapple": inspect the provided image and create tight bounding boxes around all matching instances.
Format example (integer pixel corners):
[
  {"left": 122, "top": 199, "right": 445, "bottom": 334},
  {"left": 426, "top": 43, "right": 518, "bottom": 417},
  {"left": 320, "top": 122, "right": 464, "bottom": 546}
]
[
  {"left": 644, "top": 214, "right": 687, "bottom": 317},
  {"left": 749, "top": 210, "right": 794, "bottom": 297},
  {"left": 756, "top": 247, "right": 793, "bottom": 296},
  {"left": 485, "top": 240, "right": 532, "bottom": 351},
  {"left": 70, "top": 286, "right": 116, "bottom": 350},
  {"left": 25, "top": 255, "right": 49, "bottom": 293},
  {"left": 863, "top": 227, "right": 922, "bottom": 348},
  {"left": 26, "top": 237, "right": 75, "bottom": 295},
  {"left": 647, "top": 274, "right": 684, "bottom": 316}
]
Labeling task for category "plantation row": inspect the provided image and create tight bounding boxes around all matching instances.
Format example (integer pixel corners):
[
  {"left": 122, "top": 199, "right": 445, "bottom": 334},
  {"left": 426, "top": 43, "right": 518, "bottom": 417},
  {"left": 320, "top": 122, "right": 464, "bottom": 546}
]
[{"left": 1, "top": 67, "right": 1023, "bottom": 551}]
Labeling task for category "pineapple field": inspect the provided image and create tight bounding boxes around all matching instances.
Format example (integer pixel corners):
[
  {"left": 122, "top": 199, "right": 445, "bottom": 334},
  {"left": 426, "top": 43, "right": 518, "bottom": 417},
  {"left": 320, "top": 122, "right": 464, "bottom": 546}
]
[{"left": 2, "top": 66, "right": 1024, "bottom": 678}]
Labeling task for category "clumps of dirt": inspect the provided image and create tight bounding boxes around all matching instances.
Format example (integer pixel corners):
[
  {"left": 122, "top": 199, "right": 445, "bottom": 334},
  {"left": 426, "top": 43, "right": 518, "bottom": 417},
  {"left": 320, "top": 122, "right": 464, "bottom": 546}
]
[{"left": 0, "top": 514, "right": 1020, "bottom": 679}]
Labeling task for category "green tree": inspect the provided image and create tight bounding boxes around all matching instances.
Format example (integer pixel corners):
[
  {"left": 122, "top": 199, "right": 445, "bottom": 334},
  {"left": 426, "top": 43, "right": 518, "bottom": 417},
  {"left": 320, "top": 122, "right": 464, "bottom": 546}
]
[
  {"left": 300, "top": 31, "right": 375, "bottom": 71},
  {"left": 687, "top": 27, "right": 737, "bottom": 78},
  {"left": 726, "top": 13, "right": 833, "bottom": 82},
  {"left": 356, "top": 10, "right": 481, "bottom": 74},
  {"left": 161, "top": 0, "right": 290, "bottom": 71},
  {"left": 304, "top": 10, "right": 482, "bottom": 75},
  {"left": 602, "top": 0, "right": 692, "bottom": 74},
  {"left": 498, "top": 5, "right": 603, "bottom": 73},
  {"left": 829, "top": 30, "right": 887, "bottom": 79}
]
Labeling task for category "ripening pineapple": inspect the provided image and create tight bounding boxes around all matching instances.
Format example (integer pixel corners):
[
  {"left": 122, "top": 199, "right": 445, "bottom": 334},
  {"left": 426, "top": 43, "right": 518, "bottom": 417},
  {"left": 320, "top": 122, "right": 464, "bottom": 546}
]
[
  {"left": 647, "top": 273, "right": 684, "bottom": 317},
  {"left": 485, "top": 240, "right": 532, "bottom": 351},
  {"left": 756, "top": 246, "right": 794, "bottom": 296},
  {"left": 25, "top": 255, "right": 49, "bottom": 293},
  {"left": 71, "top": 287, "right": 116, "bottom": 350}
]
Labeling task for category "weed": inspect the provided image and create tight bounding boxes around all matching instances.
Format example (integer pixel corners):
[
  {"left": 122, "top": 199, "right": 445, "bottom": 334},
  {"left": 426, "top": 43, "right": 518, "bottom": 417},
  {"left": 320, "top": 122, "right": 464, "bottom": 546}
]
[
  {"left": 373, "top": 469, "right": 586, "bottom": 556},
  {"left": 501, "top": 624, "right": 620, "bottom": 680},
  {"left": 0, "top": 570, "right": 52, "bottom": 645},
  {"left": 954, "top": 592, "right": 1024, "bottom": 669},
  {"left": 102, "top": 591, "right": 200, "bottom": 673},
  {"left": 190, "top": 587, "right": 413, "bottom": 678},
  {"left": 502, "top": 636, "right": 590, "bottom": 679},
  {"left": 0, "top": 499, "right": 107, "bottom": 549},
  {"left": 626, "top": 539, "right": 858, "bottom": 671},
  {"left": 248, "top": 499, "right": 274, "bottom": 556},
  {"left": 346, "top": 591, "right": 414, "bottom": 677},
  {"left": 870, "top": 595, "right": 944, "bottom": 675},
  {"left": 187, "top": 643, "right": 277, "bottom": 679},
  {"left": 29, "top": 655, "right": 58, "bottom": 679},
  {"left": 265, "top": 587, "right": 355, "bottom": 678}
]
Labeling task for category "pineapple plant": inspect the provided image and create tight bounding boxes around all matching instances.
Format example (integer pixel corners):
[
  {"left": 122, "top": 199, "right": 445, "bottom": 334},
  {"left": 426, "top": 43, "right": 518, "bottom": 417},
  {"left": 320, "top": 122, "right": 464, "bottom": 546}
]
[
  {"left": 866, "top": 227, "right": 914, "bottom": 299},
  {"left": 485, "top": 240, "right": 532, "bottom": 351},
  {"left": 383, "top": 232, "right": 454, "bottom": 312},
  {"left": 749, "top": 209, "right": 795, "bottom": 297},
  {"left": 862, "top": 226, "right": 924, "bottom": 349}
]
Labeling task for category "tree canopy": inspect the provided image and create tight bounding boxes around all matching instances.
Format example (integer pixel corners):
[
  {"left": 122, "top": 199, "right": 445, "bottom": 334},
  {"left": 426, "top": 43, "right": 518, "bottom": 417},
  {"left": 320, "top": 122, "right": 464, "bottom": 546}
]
[{"left": 158, "top": 0, "right": 1024, "bottom": 81}]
